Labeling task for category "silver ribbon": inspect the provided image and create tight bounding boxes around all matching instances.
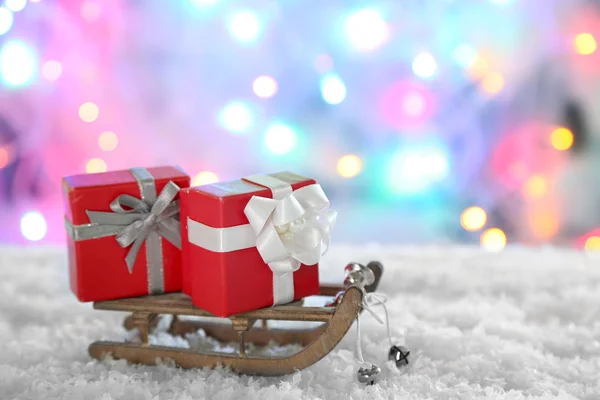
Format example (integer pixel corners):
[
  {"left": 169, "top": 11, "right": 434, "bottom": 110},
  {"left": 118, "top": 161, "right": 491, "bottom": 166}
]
[{"left": 65, "top": 167, "right": 182, "bottom": 294}]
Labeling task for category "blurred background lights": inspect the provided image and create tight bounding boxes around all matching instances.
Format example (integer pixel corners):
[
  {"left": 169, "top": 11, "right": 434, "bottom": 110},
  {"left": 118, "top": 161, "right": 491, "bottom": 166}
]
[
  {"left": 523, "top": 175, "right": 547, "bottom": 198},
  {"left": 490, "top": 0, "right": 515, "bottom": 5},
  {"left": 264, "top": 123, "right": 297, "bottom": 155},
  {"left": 0, "top": 40, "right": 37, "bottom": 87},
  {"left": 528, "top": 207, "right": 559, "bottom": 239},
  {"left": 41, "top": 60, "right": 62, "bottom": 81},
  {"left": 20, "top": 211, "right": 47, "bottom": 241},
  {"left": 0, "top": 146, "right": 9, "bottom": 168},
  {"left": 481, "top": 72, "right": 505, "bottom": 94},
  {"left": 320, "top": 73, "right": 347, "bottom": 105},
  {"left": 412, "top": 52, "right": 437, "bottom": 78},
  {"left": 78, "top": 102, "right": 99, "bottom": 122},
  {"left": 252, "top": 75, "right": 278, "bottom": 98},
  {"left": 4, "top": 0, "right": 26, "bottom": 12},
  {"left": 85, "top": 158, "right": 107, "bottom": 173},
  {"left": 344, "top": 9, "right": 389, "bottom": 51},
  {"left": 0, "top": 7, "right": 13, "bottom": 35},
  {"left": 575, "top": 33, "right": 597, "bottom": 55},
  {"left": 386, "top": 145, "right": 450, "bottom": 194},
  {"left": 402, "top": 91, "right": 427, "bottom": 117},
  {"left": 192, "top": 171, "right": 219, "bottom": 186},
  {"left": 219, "top": 101, "right": 254, "bottom": 134},
  {"left": 480, "top": 228, "right": 507, "bottom": 251},
  {"left": 460, "top": 206, "right": 487, "bottom": 231},
  {"left": 226, "top": 10, "right": 262, "bottom": 44},
  {"left": 550, "top": 127, "right": 574, "bottom": 150},
  {"left": 337, "top": 154, "right": 362, "bottom": 178},
  {"left": 453, "top": 44, "right": 477, "bottom": 67},
  {"left": 98, "top": 131, "right": 118, "bottom": 151},
  {"left": 584, "top": 236, "right": 600, "bottom": 251}
]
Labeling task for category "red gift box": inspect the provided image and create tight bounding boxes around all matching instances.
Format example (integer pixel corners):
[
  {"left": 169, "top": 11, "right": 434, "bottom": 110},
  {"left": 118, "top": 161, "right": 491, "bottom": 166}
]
[
  {"left": 63, "top": 166, "right": 190, "bottom": 302},
  {"left": 181, "top": 172, "right": 335, "bottom": 317}
]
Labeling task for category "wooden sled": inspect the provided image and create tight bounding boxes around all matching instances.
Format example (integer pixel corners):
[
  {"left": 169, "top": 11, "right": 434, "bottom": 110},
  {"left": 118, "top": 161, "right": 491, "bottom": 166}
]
[{"left": 89, "top": 262, "right": 383, "bottom": 376}]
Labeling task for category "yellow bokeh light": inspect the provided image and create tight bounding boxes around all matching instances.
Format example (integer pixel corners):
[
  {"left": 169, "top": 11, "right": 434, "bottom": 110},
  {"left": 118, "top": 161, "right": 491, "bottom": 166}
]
[
  {"left": 192, "top": 171, "right": 219, "bottom": 186},
  {"left": 584, "top": 236, "right": 600, "bottom": 251},
  {"left": 98, "top": 131, "right": 119, "bottom": 151},
  {"left": 481, "top": 72, "right": 504, "bottom": 94},
  {"left": 550, "top": 127, "right": 574, "bottom": 151},
  {"left": 337, "top": 154, "right": 362, "bottom": 178},
  {"left": 528, "top": 208, "right": 559, "bottom": 240},
  {"left": 460, "top": 206, "right": 487, "bottom": 232},
  {"left": 575, "top": 33, "right": 597, "bottom": 55},
  {"left": 79, "top": 102, "right": 99, "bottom": 123},
  {"left": 523, "top": 175, "right": 547, "bottom": 199},
  {"left": 467, "top": 56, "right": 489, "bottom": 79},
  {"left": 480, "top": 228, "right": 507, "bottom": 252},
  {"left": 86, "top": 158, "right": 107, "bottom": 174}
]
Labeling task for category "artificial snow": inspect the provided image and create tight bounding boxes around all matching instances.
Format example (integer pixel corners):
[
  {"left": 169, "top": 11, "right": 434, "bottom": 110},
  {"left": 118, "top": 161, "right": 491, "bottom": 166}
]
[{"left": 0, "top": 245, "right": 599, "bottom": 399}]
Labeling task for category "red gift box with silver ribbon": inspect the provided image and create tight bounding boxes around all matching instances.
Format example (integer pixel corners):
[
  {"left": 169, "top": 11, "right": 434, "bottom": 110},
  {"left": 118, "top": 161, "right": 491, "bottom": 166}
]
[
  {"left": 63, "top": 166, "right": 190, "bottom": 302},
  {"left": 180, "top": 172, "right": 336, "bottom": 317}
]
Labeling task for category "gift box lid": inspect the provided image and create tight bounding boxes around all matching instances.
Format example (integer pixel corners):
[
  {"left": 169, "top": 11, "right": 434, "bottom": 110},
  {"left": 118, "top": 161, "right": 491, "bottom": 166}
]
[
  {"left": 181, "top": 171, "right": 316, "bottom": 229},
  {"left": 63, "top": 166, "right": 190, "bottom": 225}
]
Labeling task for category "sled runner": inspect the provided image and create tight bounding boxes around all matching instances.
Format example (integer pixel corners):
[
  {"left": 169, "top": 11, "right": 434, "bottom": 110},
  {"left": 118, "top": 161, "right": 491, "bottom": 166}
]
[{"left": 89, "top": 262, "right": 383, "bottom": 376}]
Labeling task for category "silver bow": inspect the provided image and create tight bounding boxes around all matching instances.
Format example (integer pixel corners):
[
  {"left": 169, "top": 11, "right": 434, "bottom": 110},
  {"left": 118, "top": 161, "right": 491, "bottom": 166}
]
[{"left": 85, "top": 181, "right": 182, "bottom": 273}]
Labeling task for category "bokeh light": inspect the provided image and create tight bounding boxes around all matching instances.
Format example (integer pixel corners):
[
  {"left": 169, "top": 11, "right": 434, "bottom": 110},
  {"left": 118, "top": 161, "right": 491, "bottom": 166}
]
[
  {"left": 0, "top": 40, "right": 37, "bottom": 87},
  {"left": 381, "top": 81, "right": 434, "bottom": 129},
  {"left": 344, "top": 9, "right": 389, "bottom": 51},
  {"left": 86, "top": 158, "right": 107, "bottom": 173},
  {"left": 252, "top": 75, "right": 278, "bottom": 98},
  {"left": 584, "top": 236, "right": 600, "bottom": 251},
  {"left": 412, "top": 52, "right": 437, "bottom": 78},
  {"left": 523, "top": 175, "right": 547, "bottom": 199},
  {"left": 192, "top": 171, "right": 219, "bottom": 186},
  {"left": 226, "top": 10, "right": 262, "bottom": 44},
  {"left": 550, "top": 127, "right": 573, "bottom": 151},
  {"left": 4, "top": 0, "right": 27, "bottom": 13},
  {"left": 337, "top": 155, "right": 362, "bottom": 178},
  {"left": 460, "top": 206, "right": 487, "bottom": 232},
  {"left": 98, "top": 131, "right": 118, "bottom": 151},
  {"left": 264, "top": 123, "right": 298, "bottom": 155},
  {"left": 320, "top": 73, "right": 347, "bottom": 105},
  {"left": 41, "top": 60, "right": 62, "bottom": 81},
  {"left": 528, "top": 207, "right": 559, "bottom": 239},
  {"left": 0, "top": 146, "right": 9, "bottom": 169},
  {"left": 481, "top": 72, "right": 504, "bottom": 94},
  {"left": 467, "top": 55, "right": 490, "bottom": 79},
  {"left": 20, "top": 211, "right": 47, "bottom": 241},
  {"left": 454, "top": 44, "right": 477, "bottom": 67},
  {"left": 386, "top": 142, "right": 450, "bottom": 194},
  {"left": 218, "top": 101, "right": 254, "bottom": 134},
  {"left": 0, "top": 7, "right": 13, "bottom": 35},
  {"left": 575, "top": 33, "right": 597, "bottom": 55},
  {"left": 480, "top": 228, "right": 507, "bottom": 251},
  {"left": 78, "top": 102, "right": 99, "bottom": 123}
]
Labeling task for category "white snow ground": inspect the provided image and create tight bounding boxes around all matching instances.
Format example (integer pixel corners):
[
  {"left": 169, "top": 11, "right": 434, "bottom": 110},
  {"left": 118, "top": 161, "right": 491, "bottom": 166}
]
[{"left": 0, "top": 245, "right": 599, "bottom": 400}]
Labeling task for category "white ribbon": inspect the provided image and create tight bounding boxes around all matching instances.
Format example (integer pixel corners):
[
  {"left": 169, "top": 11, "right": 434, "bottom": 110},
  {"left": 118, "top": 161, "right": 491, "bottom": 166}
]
[{"left": 244, "top": 183, "right": 337, "bottom": 274}]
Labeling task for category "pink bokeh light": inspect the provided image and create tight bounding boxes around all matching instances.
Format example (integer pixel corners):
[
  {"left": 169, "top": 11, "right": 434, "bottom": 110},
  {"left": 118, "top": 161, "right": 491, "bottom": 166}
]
[{"left": 380, "top": 81, "right": 435, "bottom": 131}]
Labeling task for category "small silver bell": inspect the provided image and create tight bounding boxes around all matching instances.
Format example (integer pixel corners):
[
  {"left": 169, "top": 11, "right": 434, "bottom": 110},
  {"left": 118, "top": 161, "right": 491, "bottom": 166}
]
[
  {"left": 344, "top": 262, "right": 375, "bottom": 288},
  {"left": 357, "top": 364, "right": 381, "bottom": 385},
  {"left": 388, "top": 345, "right": 410, "bottom": 369}
]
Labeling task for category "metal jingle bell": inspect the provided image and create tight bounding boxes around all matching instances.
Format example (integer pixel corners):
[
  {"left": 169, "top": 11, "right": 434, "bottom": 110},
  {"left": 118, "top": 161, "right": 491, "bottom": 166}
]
[
  {"left": 357, "top": 364, "right": 381, "bottom": 385},
  {"left": 344, "top": 262, "right": 376, "bottom": 288},
  {"left": 388, "top": 345, "right": 410, "bottom": 369}
]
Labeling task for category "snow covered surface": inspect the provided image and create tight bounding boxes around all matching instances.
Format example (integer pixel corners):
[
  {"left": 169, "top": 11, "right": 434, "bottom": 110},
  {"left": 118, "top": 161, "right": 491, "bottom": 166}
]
[{"left": 0, "top": 245, "right": 599, "bottom": 399}]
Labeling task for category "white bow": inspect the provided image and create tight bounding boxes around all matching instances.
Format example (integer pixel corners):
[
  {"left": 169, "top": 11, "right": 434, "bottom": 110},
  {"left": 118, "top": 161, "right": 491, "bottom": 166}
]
[{"left": 243, "top": 184, "right": 337, "bottom": 274}]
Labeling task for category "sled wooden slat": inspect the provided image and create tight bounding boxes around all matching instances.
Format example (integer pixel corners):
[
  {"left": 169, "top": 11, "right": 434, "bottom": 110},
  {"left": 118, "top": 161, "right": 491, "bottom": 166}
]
[{"left": 94, "top": 292, "right": 336, "bottom": 322}]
